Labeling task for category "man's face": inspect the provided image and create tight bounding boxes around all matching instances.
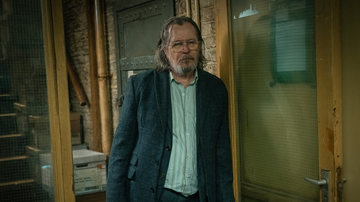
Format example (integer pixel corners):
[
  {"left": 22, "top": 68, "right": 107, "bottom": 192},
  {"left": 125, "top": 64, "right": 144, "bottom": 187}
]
[{"left": 165, "top": 22, "right": 199, "bottom": 76}]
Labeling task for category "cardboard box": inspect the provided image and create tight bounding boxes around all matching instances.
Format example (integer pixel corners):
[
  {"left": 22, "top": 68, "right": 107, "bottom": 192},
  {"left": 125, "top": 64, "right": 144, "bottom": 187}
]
[
  {"left": 70, "top": 112, "right": 81, "bottom": 134},
  {"left": 70, "top": 112, "right": 82, "bottom": 145},
  {"left": 39, "top": 153, "right": 54, "bottom": 196},
  {"left": 40, "top": 149, "right": 107, "bottom": 196},
  {"left": 71, "top": 133, "right": 81, "bottom": 145},
  {"left": 73, "top": 149, "right": 107, "bottom": 196}
]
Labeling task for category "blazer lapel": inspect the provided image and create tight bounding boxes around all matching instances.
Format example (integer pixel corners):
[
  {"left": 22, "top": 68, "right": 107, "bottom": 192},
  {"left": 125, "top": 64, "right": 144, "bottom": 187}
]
[
  {"left": 196, "top": 69, "right": 210, "bottom": 138},
  {"left": 154, "top": 70, "right": 172, "bottom": 133}
]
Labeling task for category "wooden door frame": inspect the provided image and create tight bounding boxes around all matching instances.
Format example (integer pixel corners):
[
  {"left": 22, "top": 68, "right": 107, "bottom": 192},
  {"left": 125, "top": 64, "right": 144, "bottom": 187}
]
[
  {"left": 41, "top": 0, "right": 75, "bottom": 201},
  {"left": 315, "top": 0, "right": 343, "bottom": 201},
  {"left": 214, "top": 0, "right": 343, "bottom": 201}
]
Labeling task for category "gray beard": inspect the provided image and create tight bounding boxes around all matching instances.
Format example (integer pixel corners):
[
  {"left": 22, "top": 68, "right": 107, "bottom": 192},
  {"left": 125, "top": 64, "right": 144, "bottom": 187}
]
[{"left": 171, "top": 63, "right": 197, "bottom": 77}]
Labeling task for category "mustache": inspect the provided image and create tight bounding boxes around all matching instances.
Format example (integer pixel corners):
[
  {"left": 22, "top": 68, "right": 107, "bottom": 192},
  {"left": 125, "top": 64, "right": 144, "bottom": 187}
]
[{"left": 179, "top": 55, "right": 195, "bottom": 61}]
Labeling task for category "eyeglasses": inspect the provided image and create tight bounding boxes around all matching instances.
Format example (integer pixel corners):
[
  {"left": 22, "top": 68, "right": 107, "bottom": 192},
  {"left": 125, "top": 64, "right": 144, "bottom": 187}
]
[{"left": 168, "top": 40, "right": 199, "bottom": 53}]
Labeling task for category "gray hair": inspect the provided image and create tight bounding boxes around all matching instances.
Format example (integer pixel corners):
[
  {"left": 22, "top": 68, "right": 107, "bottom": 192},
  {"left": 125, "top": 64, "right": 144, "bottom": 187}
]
[{"left": 155, "top": 16, "right": 206, "bottom": 72}]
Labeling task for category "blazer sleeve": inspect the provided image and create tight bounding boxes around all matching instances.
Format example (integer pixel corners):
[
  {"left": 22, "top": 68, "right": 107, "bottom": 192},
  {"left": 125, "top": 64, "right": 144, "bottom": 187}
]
[
  {"left": 107, "top": 76, "right": 138, "bottom": 202},
  {"left": 216, "top": 86, "right": 235, "bottom": 202}
]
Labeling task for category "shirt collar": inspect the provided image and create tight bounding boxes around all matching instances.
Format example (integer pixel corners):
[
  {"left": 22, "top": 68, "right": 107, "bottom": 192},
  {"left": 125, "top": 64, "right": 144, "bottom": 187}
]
[{"left": 169, "top": 69, "right": 198, "bottom": 85}]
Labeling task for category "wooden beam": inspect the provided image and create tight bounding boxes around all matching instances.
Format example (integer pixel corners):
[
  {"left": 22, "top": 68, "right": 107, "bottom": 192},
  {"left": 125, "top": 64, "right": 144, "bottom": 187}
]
[{"left": 41, "top": 0, "right": 75, "bottom": 201}]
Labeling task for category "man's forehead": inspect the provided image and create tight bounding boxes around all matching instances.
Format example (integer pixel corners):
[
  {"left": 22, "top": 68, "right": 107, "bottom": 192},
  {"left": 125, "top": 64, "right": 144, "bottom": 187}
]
[{"left": 167, "top": 22, "right": 196, "bottom": 41}]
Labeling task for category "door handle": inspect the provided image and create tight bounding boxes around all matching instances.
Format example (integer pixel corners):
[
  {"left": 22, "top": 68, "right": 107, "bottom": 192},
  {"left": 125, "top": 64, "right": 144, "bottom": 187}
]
[
  {"left": 304, "top": 177, "right": 327, "bottom": 185},
  {"left": 304, "top": 170, "right": 330, "bottom": 202}
]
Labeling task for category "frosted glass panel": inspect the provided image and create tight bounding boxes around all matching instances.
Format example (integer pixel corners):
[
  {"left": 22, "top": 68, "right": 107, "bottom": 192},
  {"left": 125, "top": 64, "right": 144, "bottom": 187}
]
[
  {"left": 0, "top": 0, "right": 55, "bottom": 201},
  {"left": 230, "top": 0, "right": 319, "bottom": 201}
]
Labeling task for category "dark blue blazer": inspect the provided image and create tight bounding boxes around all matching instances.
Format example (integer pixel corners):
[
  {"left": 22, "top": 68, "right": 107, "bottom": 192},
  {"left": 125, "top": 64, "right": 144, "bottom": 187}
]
[{"left": 107, "top": 69, "right": 234, "bottom": 202}]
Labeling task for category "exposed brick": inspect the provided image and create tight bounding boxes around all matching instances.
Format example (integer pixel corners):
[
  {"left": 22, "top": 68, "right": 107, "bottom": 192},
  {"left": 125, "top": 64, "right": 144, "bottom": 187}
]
[
  {"left": 200, "top": 0, "right": 214, "bottom": 8},
  {"left": 201, "top": 21, "right": 215, "bottom": 36},
  {"left": 62, "top": 0, "right": 83, "bottom": 10},
  {"left": 200, "top": 6, "right": 214, "bottom": 22},
  {"left": 175, "top": 0, "right": 186, "bottom": 16},
  {"left": 203, "top": 63, "right": 217, "bottom": 76},
  {"left": 203, "top": 36, "right": 216, "bottom": 49},
  {"left": 204, "top": 48, "right": 216, "bottom": 63}
]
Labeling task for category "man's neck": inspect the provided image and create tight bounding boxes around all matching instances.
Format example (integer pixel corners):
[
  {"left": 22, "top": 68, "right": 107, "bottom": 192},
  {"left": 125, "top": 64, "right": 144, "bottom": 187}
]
[{"left": 171, "top": 70, "right": 196, "bottom": 89}]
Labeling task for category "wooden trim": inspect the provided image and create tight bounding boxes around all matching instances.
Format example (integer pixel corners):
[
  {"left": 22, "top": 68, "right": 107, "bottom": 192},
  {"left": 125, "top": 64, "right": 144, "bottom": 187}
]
[
  {"left": 52, "top": 0, "right": 75, "bottom": 200},
  {"left": 41, "top": 1, "right": 62, "bottom": 200},
  {"left": 315, "top": 0, "right": 343, "bottom": 201},
  {"left": 41, "top": 0, "right": 75, "bottom": 201},
  {"left": 214, "top": 0, "right": 239, "bottom": 201}
]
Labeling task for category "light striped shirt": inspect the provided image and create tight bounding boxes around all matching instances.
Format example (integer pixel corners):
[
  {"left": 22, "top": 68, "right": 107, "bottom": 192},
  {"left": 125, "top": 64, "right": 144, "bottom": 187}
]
[{"left": 164, "top": 70, "right": 198, "bottom": 197}]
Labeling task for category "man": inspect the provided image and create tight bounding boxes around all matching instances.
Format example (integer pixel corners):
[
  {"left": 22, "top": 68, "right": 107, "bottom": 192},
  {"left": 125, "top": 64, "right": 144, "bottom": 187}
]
[{"left": 107, "top": 16, "right": 234, "bottom": 202}]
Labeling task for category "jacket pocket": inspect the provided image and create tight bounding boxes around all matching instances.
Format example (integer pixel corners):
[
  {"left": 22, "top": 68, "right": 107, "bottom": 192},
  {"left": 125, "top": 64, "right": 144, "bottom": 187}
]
[
  {"left": 130, "top": 155, "right": 138, "bottom": 166},
  {"left": 127, "top": 166, "right": 136, "bottom": 180},
  {"left": 127, "top": 155, "right": 138, "bottom": 180}
]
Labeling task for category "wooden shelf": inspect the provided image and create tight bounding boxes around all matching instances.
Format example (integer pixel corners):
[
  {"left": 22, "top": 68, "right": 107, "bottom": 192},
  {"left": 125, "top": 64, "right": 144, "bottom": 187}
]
[
  {"left": 0, "top": 156, "right": 27, "bottom": 162},
  {"left": 0, "top": 134, "right": 23, "bottom": 139},
  {"left": 0, "top": 179, "right": 34, "bottom": 187},
  {"left": 13, "top": 102, "right": 26, "bottom": 111},
  {"left": 0, "top": 113, "right": 16, "bottom": 117},
  {"left": 26, "top": 146, "right": 42, "bottom": 153}
]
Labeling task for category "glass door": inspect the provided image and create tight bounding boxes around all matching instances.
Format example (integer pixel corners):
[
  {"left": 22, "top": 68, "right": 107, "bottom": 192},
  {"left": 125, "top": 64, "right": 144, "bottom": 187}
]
[
  {"left": 230, "top": 0, "right": 318, "bottom": 201},
  {"left": 0, "top": 0, "right": 74, "bottom": 201}
]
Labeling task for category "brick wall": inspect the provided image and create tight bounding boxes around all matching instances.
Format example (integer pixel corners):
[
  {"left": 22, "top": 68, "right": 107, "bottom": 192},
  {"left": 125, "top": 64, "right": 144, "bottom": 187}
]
[{"left": 62, "top": 0, "right": 218, "bottom": 150}]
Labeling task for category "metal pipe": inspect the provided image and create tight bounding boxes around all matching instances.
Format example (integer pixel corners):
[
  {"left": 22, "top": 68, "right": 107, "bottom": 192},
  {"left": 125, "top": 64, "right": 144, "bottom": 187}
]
[
  {"left": 66, "top": 53, "right": 87, "bottom": 106},
  {"left": 195, "top": 0, "right": 200, "bottom": 29},
  {"left": 85, "top": 0, "right": 102, "bottom": 152},
  {"left": 186, "top": 0, "right": 191, "bottom": 18},
  {"left": 94, "top": 0, "right": 112, "bottom": 157}
]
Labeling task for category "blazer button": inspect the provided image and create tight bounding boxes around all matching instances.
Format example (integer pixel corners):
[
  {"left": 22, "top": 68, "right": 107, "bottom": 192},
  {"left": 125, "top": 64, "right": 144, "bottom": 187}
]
[
  {"left": 165, "top": 146, "right": 171, "bottom": 151},
  {"left": 155, "top": 160, "right": 159, "bottom": 166},
  {"left": 151, "top": 188, "right": 155, "bottom": 193},
  {"left": 161, "top": 173, "right": 165, "bottom": 178}
]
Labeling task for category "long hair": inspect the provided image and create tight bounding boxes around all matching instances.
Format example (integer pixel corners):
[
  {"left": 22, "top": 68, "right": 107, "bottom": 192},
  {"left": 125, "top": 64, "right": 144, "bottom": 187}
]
[{"left": 155, "top": 16, "right": 206, "bottom": 72}]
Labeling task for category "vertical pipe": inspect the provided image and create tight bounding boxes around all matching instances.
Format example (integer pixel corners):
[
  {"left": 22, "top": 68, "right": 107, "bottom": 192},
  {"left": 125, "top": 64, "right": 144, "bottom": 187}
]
[
  {"left": 85, "top": 0, "right": 102, "bottom": 152},
  {"left": 195, "top": 0, "right": 200, "bottom": 29},
  {"left": 94, "top": 0, "right": 112, "bottom": 157},
  {"left": 186, "top": 0, "right": 191, "bottom": 18}
]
